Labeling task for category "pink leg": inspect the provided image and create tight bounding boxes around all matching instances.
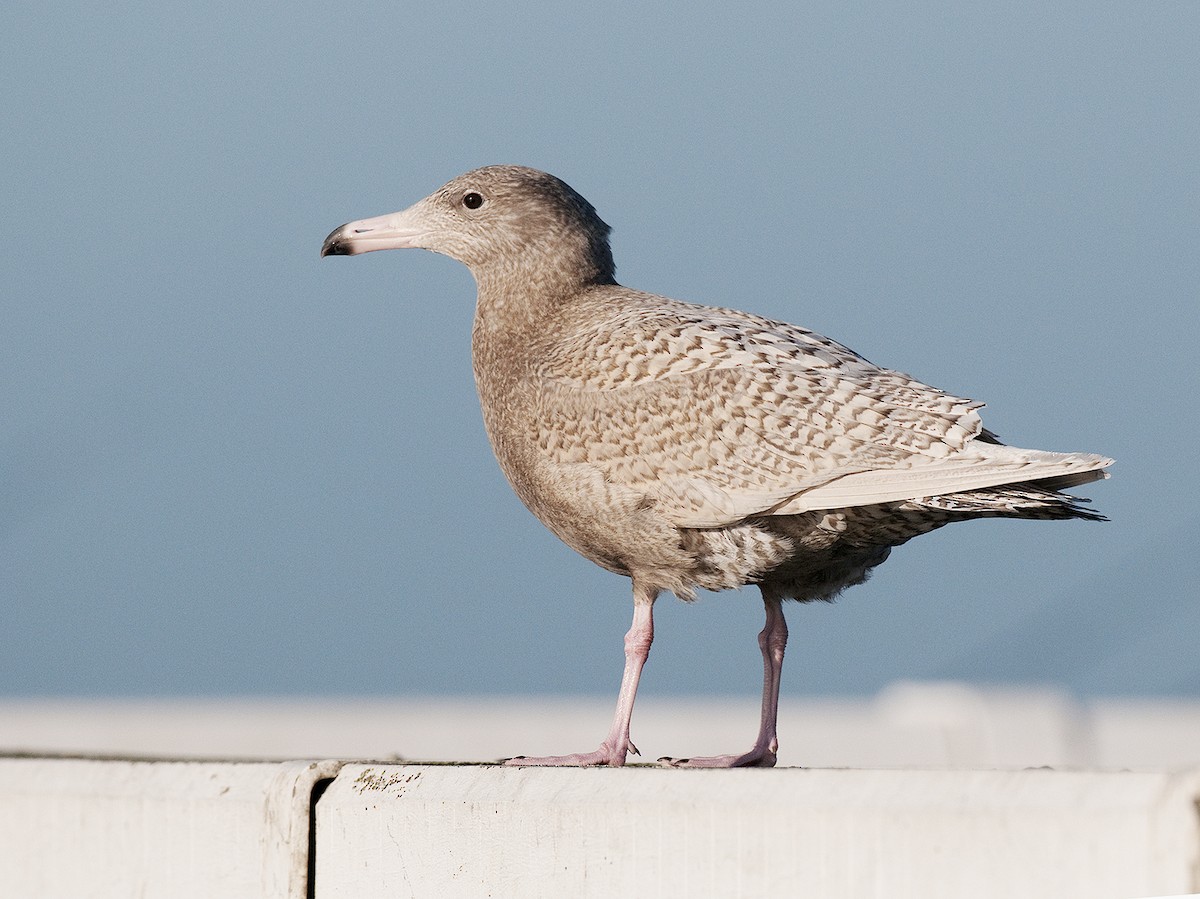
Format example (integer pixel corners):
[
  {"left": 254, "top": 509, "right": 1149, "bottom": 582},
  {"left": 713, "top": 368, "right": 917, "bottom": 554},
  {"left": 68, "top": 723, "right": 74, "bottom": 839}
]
[
  {"left": 505, "top": 585, "right": 657, "bottom": 767},
  {"left": 661, "top": 589, "right": 788, "bottom": 768}
]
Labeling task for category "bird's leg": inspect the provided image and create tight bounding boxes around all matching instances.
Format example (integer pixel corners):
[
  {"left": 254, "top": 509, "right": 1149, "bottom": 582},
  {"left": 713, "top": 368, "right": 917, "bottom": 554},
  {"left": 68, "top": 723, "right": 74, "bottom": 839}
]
[
  {"left": 505, "top": 585, "right": 657, "bottom": 767},
  {"left": 661, "top": 589, "right": 788, "bottom": 768}
]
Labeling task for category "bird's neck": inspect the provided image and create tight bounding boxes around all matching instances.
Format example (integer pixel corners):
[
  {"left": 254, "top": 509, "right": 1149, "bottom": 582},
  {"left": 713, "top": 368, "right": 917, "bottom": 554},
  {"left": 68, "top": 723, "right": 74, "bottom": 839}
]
[
  {"left": 471, "top": 235, "right": 614, "bottom": 308},
  {"left": 483, "top": 258, "right": 610, "bottom": 293},
  {"left": 470, "top": 277, "right": 560, "bottom": 390},
  {"left": 471, "top": 257, "right": 610, "bottom": 334}
]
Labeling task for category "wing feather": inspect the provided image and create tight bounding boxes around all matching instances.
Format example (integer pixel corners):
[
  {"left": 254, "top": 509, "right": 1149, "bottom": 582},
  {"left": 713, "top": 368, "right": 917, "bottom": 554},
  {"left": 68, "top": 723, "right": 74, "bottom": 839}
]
[{"left": 533, "top": 297, "right": 1110, "bottom": 528}]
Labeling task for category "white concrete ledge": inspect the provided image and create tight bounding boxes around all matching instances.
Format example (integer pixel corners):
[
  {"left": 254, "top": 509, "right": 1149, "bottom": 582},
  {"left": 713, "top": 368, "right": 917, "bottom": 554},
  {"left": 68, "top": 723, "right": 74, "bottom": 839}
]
[
  {"left": 317, "top": 765, "right": 1200, "bottom": 899},
  {"left": 3, "top": 757, "right": 1198, "bottom": 898},
  {"left": 0, "top": 756, "right": 343, "bottom": 899}
]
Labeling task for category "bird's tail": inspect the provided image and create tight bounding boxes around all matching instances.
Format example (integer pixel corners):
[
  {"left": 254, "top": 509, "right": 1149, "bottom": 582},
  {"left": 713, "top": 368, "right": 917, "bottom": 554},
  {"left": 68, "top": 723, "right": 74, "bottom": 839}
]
[{"left": 905, "top": 469, "right": 1110, "bottom": 521}]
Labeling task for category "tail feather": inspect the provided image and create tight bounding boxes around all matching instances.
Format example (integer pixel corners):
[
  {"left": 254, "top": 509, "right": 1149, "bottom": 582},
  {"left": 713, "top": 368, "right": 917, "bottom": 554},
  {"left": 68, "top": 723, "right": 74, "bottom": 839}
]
[{"left": 906, "top": 475, "right": 1109, "bottom": 522}]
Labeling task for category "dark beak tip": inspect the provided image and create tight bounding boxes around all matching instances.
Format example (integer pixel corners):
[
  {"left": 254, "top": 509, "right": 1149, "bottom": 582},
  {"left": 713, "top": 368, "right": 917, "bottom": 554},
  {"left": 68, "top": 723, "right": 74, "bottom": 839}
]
[{"left": 321, "top": 225, "right": 353, "bottom": 258}]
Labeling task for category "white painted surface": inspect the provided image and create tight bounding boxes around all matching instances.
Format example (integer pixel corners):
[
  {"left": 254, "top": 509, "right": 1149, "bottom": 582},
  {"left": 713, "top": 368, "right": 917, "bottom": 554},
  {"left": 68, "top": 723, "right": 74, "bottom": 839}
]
[
  {"left": 0, "top": 757, "right": 342, "bottom": 899},
  {"left": 317, "top": 765, "right": 1200, "bottom": 899},
  {"left": 3, "top": 686, "right": 1200, "bottom": 768},
  {"left": 1, "top": 757, "right": 1197, "bottom": 898}
]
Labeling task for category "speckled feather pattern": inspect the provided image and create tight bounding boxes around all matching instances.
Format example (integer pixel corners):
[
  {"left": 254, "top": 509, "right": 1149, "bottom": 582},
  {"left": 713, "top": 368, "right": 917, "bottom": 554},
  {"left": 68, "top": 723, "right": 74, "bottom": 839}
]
[{"left": 531, "top": 293, "right": 988, "bottom": 517}]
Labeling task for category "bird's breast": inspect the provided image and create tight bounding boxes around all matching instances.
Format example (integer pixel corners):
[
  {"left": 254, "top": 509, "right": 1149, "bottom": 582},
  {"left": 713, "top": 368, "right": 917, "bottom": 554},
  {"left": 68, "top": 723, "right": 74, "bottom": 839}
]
[{"left": 471, "top": 333, "right": 700, "bottom": 581}]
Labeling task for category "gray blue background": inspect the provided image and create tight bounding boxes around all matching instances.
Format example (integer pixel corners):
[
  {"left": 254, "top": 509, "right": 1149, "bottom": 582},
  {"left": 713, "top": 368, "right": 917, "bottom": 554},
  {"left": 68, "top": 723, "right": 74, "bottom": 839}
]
[{"left": 3, "top": 2, "right": 1197, "bottom": 698}]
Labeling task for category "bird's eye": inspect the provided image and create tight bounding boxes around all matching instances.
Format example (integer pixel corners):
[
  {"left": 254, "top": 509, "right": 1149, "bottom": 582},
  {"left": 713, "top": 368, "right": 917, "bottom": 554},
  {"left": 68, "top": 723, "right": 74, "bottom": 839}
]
[{"left": 462, "top": 192, "right": 484, "bottom": 210}]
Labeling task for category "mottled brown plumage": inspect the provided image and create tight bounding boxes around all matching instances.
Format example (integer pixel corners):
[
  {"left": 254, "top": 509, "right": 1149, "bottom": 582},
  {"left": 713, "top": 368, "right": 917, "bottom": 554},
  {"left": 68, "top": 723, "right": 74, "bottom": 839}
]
[{"left": 322, "top": 165, "right": 1111, "bottom": 767}]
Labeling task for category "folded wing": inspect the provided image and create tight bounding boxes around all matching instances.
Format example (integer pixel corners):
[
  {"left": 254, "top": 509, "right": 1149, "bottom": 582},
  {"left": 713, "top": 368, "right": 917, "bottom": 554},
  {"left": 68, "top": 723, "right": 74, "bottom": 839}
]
[{"left": 534, "top": 299, "right": 1112, "bottom": 528}]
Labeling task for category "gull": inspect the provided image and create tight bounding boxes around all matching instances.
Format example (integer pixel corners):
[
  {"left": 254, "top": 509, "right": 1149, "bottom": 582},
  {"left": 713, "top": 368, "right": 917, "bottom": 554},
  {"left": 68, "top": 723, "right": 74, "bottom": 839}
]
[{"left": 322, "top": 165, "right": 1111, "bottom": 767}]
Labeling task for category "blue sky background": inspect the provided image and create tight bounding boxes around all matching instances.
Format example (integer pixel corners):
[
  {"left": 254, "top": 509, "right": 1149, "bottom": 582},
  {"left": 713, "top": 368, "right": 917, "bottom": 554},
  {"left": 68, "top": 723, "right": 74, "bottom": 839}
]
[{"left": 3, "top": 2, "right": 1197, "bottom": 698}]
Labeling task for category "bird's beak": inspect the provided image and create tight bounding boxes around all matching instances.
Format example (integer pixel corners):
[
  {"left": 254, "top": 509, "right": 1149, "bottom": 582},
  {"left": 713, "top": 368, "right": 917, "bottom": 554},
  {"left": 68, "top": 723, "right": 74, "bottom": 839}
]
[{"left": 321, "top": 207, "right": 426, "bottom": 257}]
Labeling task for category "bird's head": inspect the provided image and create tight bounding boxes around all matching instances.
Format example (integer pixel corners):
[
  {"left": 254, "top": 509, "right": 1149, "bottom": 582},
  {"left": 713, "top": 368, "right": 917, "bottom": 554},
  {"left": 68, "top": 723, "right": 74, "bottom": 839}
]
[{"left": 322, "top": 165, "right": 616, "bottom": 289}]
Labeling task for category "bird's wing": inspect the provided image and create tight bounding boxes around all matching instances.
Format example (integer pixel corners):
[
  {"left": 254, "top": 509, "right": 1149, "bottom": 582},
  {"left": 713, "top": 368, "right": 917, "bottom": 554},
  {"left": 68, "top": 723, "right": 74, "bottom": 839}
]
[{"left": 534, "top": 301, "right": 1109, "bottom": 527}]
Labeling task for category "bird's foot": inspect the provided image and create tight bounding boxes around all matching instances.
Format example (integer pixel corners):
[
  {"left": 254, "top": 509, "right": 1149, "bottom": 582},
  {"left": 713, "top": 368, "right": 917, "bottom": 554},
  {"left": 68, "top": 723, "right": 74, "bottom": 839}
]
[
  {"left": 658, "top": 747, "right": 777, "bottom": 769},
  {"left": 504, "top": 739, "right": 635, "bottom": 768}
]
